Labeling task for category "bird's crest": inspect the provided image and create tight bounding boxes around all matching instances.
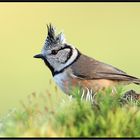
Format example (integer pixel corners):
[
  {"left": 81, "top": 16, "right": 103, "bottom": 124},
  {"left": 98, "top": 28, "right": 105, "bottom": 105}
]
[{"left": 45, "top": 24, "right": 65, "bottom": 48}]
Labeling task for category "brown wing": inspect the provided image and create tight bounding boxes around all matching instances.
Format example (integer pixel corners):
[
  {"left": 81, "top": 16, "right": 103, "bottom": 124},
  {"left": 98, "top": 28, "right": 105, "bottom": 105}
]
[{"left": 71, "top": 54, "right": 140, "bottom": 85}]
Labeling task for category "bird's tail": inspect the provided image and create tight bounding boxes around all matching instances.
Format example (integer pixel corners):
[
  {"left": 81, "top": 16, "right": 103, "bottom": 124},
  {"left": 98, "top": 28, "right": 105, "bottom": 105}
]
[
  {"left": 125, "top": 74, "right": 140, "bottom": 85},
  {"left": 133, "top": 79, "right": 140, "bottom": 85},
  {"left": 110, "top": 73, "right": 140, "bottom": 85}
]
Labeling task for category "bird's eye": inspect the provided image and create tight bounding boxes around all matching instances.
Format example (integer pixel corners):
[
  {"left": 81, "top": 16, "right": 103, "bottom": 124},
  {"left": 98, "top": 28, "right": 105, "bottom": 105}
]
[{"left": 51, "top": 50, "right": 58, "bottom": 55}]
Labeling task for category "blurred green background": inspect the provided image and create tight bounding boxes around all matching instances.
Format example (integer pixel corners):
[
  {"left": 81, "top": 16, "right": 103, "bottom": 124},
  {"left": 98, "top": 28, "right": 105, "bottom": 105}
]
[{"left": 0, "top": 2, "right": 140, "bottom": 115}]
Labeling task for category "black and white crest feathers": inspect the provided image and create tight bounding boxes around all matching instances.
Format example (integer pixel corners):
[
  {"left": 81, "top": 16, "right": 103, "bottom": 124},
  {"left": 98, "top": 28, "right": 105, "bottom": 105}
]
[{"left": 45, "top": 24, "right": 65, "bottom": 48}]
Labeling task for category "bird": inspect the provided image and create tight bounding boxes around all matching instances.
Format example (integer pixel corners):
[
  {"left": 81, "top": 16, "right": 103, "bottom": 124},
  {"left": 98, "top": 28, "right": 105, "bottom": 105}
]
[{"left": 34, "top": 24, "right": 140, "bottom": 96}]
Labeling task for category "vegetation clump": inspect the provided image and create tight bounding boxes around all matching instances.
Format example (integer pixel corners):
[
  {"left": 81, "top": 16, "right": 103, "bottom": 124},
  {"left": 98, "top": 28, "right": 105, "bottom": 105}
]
[{"left": 0, "top": 85, "right": 140, "bottom": 137}]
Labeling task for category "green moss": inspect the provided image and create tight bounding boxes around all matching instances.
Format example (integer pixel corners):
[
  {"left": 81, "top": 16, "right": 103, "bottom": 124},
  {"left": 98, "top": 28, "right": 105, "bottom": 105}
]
[{"left": 0, "top": 86, "right": 140, "bottom": 137}]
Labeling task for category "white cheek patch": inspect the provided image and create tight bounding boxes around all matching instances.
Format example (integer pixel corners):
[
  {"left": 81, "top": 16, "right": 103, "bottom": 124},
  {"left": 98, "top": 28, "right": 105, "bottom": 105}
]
[
  {"left": 55, "top": 48, "right": 78, "bottom": 72},
  {"left": 57, "top": 49, "right": 70, "bottom": 63}
]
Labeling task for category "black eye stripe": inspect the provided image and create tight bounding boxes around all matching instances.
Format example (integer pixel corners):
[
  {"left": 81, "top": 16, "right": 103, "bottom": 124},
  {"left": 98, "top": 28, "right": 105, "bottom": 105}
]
[
  {"left": 61, "top": 44, "right": 72, "bottom": 50},
  {"left": 51, "top": 50, "right": 58, "bottom": 55},
  {"left": 51, "top": 44, "right": 72, "bottom": 55}
]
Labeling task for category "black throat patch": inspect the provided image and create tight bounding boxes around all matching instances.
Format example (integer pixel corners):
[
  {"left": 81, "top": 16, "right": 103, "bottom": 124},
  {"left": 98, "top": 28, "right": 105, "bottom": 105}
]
[{"left": 42, "top": 57, "right": 55, "bottom": 75}]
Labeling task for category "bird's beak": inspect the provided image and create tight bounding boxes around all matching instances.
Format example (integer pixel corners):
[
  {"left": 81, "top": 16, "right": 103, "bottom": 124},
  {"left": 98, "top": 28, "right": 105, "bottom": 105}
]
[{"left": 33, "top": 54, "right": 44, "bottom": 59}]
